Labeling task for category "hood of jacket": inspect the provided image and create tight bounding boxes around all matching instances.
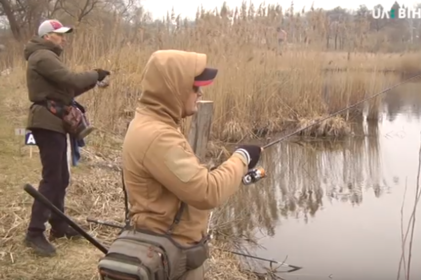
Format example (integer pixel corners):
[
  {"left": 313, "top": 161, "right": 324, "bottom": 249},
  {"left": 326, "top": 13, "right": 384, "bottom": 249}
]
[
  {"left": 137, "top": 50, "right": 208, "bottom": 126},
  {"left": 24, "top": 36, "right": 62, "bottom": 61}
]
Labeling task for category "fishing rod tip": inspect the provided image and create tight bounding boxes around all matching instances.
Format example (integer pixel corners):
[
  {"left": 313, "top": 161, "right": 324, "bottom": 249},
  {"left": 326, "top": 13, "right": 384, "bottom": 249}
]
[{"left": 287, "top": 265, "right": 303, "bottom": 273}]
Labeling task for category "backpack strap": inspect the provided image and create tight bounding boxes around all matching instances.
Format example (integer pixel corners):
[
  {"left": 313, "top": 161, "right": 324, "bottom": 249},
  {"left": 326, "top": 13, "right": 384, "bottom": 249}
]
[
  {"left": 121, "top": 170, "right": 131, "bottom": 229},
  {"left": 121, "top": 170, "right": 186, "bottom": 235},
  {"left": 166, "top": 202, "right": 186, "bottom": 235}
]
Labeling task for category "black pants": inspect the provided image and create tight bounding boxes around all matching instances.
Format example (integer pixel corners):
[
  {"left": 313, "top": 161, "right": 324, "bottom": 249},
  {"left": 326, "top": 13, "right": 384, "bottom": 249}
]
[{"left": 27, "top": 128, "right": 70, "bottom": 234}]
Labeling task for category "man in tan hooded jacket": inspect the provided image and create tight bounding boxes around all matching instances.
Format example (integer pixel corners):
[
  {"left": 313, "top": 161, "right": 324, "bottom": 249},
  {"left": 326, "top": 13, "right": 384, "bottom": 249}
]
[{"left": 122, "top": 50, "right": 262, "bottom": 279}]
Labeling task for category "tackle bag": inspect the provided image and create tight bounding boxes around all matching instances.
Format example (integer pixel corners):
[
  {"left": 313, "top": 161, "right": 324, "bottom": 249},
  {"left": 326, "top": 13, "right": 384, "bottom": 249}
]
[
  {"left": 98, "top": 230, "right": 169, "bottom": 280},
  {"left": 32, "top": 99, "right": 93, "bottom": 140},
  {"left": 98, "top": 228, "right": 209, "bottom": 280},
  {"left": 98, "top": 197, "right": 209, "bottom": 280}
]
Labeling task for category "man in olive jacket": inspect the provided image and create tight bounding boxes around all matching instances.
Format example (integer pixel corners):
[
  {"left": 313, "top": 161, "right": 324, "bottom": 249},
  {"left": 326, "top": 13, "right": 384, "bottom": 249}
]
[{"left": 24, "top": 19, "right": 110, "bottom": 257}]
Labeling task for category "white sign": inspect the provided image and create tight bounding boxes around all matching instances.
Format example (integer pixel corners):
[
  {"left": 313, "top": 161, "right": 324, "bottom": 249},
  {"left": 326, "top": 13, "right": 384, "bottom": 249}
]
[
  {"left": 15, "top": 128, "right": 26, "bottom": 136},
  {"left": 25, "top": 131, "right": 37, "bottom": 145}
]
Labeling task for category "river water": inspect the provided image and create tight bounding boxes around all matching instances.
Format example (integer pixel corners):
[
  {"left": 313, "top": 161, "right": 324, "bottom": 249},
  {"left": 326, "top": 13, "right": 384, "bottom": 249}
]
[{"left": 228, "top": 84, "right": 421, "bottom": 280}]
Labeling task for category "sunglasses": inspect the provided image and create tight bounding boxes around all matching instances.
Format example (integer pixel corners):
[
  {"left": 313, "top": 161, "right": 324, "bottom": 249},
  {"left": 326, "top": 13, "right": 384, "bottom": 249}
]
[{"left": 193, "top": 86, "right": 202, "bottom": 93}]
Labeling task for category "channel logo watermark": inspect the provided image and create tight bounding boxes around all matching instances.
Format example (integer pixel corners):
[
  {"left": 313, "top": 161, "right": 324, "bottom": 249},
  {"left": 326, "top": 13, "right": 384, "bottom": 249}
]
[{"left": 372, "top": 8, "right": 421, "bottom": 19}]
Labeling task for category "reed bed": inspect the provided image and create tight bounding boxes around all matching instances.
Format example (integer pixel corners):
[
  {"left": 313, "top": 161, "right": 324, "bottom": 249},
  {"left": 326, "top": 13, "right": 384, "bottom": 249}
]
[{"left": 1, "top": 3, "right": 421, "bottom": 144}]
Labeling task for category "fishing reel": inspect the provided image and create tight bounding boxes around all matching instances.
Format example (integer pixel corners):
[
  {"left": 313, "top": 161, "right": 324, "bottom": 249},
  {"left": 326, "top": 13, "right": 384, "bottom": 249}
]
[
  {"left": 97, "top": 75, "right": 110, "bottom": 88},
  {"left": 242, "top": 167, "right": 266, "bottom": 185}
]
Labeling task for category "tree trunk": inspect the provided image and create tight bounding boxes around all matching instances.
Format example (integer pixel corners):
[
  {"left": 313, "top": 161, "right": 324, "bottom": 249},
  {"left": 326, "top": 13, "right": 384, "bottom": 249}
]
[{"left": 0, "top": 0, "right": 23, "bottom": 41}]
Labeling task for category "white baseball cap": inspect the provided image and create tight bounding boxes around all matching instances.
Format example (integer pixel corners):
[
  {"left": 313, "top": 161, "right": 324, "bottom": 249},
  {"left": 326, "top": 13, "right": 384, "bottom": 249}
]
[{"left": 38, "top": 19, "right": 73, "bottom": 37}]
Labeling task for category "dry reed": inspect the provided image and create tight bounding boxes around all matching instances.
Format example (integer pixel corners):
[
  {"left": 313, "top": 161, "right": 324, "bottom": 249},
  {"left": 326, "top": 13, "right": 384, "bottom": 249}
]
[
  {"left": 1, "top": 3, "right": 420, "bottom": 145},
  {"left": 1, "top": 3, "right": 421, "bottom": 280},
  {"left": 397, "top": 133, "right": 421, "bottom": 280}
]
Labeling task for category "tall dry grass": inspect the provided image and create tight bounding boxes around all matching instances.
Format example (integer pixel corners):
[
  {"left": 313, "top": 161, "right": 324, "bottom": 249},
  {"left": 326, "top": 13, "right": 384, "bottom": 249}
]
[
  {"left": 1, "top": 3, "right": 421, "bottom": 145},
  {"left": 397, "top": 133, "right": 421, "bottom": 280}
]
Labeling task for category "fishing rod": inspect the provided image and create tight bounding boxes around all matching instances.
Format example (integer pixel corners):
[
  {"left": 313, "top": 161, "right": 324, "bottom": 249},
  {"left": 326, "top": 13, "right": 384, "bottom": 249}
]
[
  {"left": 23, "top": 184, "right": 108, "bottom": 254},
  {"left": 216, "top": 249, "right": 302, "bottom": 273},
  {"left": 242, "top": 72, "right": 421, "bottom": 185},
  {"left": 218, "top": 72, "right": 421, "bottom": 273}
]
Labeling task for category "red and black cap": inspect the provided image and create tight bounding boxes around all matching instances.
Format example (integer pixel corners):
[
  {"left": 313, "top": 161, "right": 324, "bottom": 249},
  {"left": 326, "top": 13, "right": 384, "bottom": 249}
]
[{"left": 193, "top": 67, "right": 218, "bottom": 87}]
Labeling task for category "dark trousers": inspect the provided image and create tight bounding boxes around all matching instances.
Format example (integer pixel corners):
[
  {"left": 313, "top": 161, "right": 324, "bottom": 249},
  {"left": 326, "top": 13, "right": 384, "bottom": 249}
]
[{"left": 27, "top": 128, "right": 70, "bottom": 234}]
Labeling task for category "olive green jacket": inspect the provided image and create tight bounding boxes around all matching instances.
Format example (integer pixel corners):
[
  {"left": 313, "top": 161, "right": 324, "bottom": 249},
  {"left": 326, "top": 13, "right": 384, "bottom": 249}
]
[{"left": 24, "top": 37, "right": 99, "bottom": 134}]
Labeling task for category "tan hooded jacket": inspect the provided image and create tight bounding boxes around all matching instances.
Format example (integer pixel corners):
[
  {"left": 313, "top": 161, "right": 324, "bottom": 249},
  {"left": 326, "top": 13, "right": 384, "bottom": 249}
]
[{"left": 122, "top": 50, "right": 248, "bottom": 246}]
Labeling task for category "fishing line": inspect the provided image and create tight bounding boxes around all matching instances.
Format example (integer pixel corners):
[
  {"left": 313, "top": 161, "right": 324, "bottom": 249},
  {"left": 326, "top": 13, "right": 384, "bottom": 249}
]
[{"left": 226, "top": 72, "right": 421, "bottom": 273}]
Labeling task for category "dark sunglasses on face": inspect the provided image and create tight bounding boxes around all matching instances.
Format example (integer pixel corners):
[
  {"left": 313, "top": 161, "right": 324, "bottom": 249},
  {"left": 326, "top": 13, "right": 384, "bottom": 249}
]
[{"left": 193, "top": 86, "right": 202, "bottom": 93}]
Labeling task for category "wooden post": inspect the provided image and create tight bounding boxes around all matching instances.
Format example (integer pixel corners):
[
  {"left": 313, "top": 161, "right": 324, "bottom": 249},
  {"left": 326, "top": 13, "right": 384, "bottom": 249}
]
[
  {"left": 186, "top": 100, "right": 215, "bottom": 256},
  {"left": 187, "top": 100, "right": 214, "bottom": 163}
]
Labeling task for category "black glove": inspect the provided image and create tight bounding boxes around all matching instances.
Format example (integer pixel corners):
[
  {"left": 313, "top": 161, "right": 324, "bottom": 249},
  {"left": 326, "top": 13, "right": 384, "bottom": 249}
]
[
  {"left": 234, "top": 144, "right": 262, "bottom": 169},
  {"left": 94, "top": 69, "right": 111, "bottom": 81}
]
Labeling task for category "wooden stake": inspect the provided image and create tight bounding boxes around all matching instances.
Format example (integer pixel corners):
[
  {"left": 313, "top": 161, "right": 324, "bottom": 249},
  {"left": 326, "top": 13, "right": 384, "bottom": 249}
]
[{"left": 186, "top": 100, "right": 214, "bottom": 163}]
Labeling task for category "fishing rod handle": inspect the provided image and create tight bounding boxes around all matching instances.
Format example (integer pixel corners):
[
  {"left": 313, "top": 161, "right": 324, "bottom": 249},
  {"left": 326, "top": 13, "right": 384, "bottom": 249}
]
[{"left": 23, "top": 184, "right": 109, "bottom": 254}]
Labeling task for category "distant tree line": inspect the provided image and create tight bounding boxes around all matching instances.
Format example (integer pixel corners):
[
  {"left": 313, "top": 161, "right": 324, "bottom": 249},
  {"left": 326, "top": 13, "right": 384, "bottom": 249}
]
[{"left": 0, "top": 0, "right": 420, "bottom": 53}]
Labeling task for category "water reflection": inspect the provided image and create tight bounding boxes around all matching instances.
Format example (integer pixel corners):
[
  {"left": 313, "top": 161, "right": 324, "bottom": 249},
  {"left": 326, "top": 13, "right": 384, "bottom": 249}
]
[
  {"left": 383, "top": 83, "right": 421, "bottom": 122},
  {"left": 216, "top": 85, "right": 421, "bottom": 279},
  {"left": 219, "top": 122, "right": 383, "bottom": 240}
]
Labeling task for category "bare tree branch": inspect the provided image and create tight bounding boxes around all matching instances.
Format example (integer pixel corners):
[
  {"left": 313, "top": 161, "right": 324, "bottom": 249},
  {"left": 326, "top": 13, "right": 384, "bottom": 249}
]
[
  {"left": 0, "top": 0, "right": 23, "bottom": 40},
  {"left": 59, "top": 0, "right": 100, "bottom": 24}
]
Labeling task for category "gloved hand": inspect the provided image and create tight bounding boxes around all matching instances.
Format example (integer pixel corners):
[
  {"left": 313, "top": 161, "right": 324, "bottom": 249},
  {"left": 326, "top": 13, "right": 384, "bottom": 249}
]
[
  {"left": 234, "top": 144, "right": 262, "bottom": 169},
  {"left": 94, "top": 69, "right": 111, "bottom": 82}
]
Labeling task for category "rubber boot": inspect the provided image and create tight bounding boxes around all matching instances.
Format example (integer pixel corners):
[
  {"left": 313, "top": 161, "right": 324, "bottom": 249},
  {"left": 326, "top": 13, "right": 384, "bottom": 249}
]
[
  {"left": 24, "top": 232, "right": 56, "bottom": 257},
  {"left": 49, "top": 226, "right": 82, "bottom": 241}
]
